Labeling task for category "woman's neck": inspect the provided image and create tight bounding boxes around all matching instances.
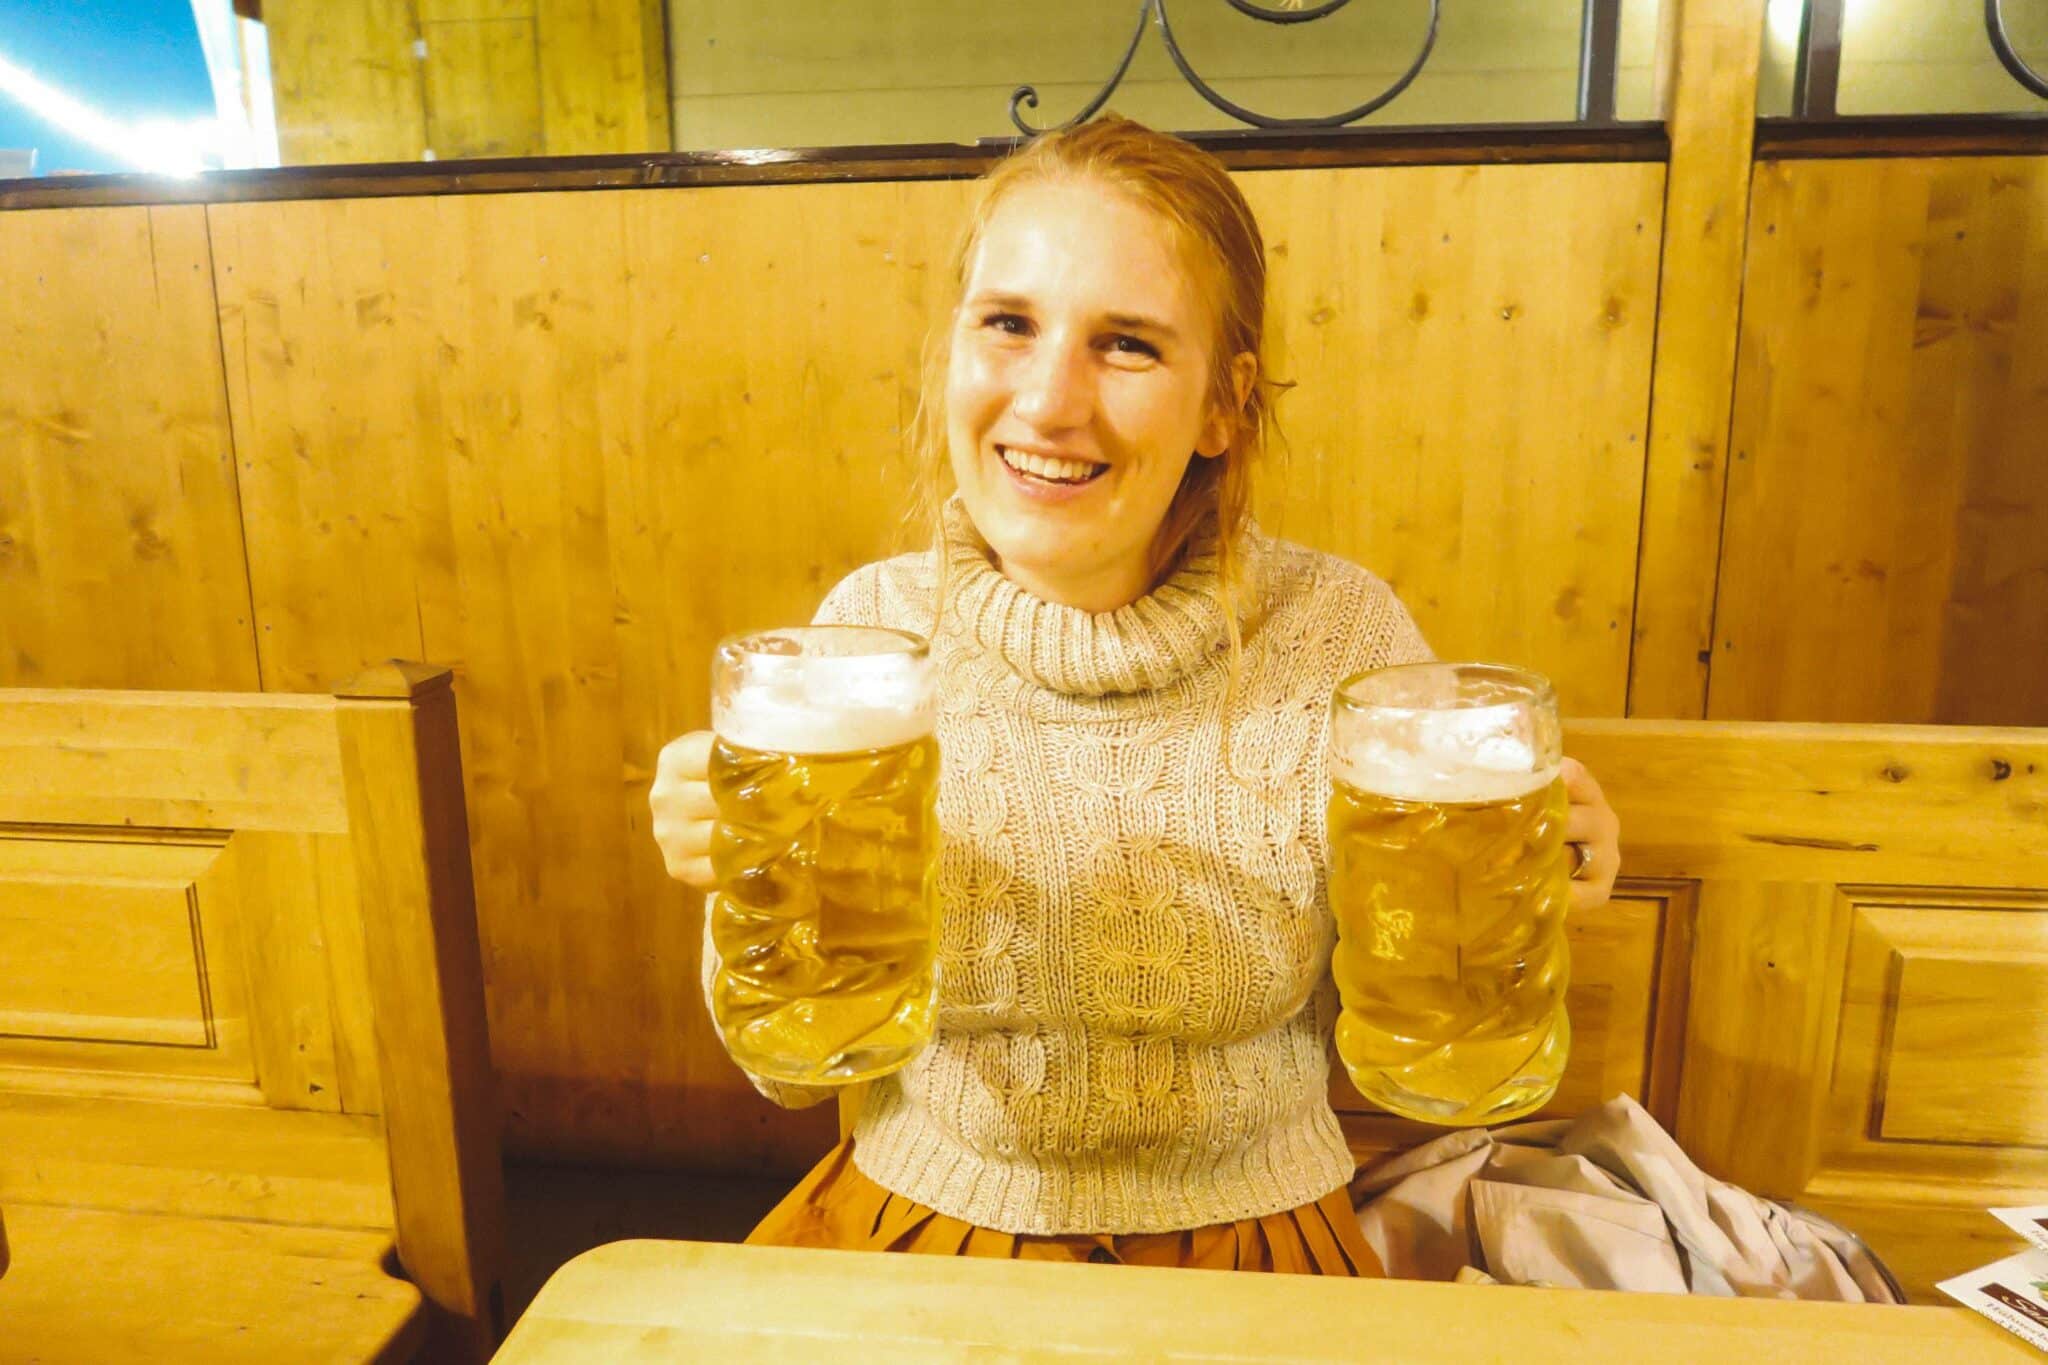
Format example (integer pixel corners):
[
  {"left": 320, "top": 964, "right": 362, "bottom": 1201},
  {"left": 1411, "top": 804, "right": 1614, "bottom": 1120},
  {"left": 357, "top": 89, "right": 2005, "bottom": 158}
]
[{"left": 990, "top": 553, "right": 1155, "bottom": 615}]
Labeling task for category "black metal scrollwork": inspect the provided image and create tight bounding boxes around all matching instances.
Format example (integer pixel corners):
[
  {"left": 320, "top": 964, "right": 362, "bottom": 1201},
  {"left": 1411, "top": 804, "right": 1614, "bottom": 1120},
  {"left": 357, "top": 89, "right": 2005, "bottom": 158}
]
[
  {"left": 1009, "top": 0, "right": 1441, "bottom": 135},
  {"left": 1987, "top": 0, "right": 2048, "bottom": 100}
]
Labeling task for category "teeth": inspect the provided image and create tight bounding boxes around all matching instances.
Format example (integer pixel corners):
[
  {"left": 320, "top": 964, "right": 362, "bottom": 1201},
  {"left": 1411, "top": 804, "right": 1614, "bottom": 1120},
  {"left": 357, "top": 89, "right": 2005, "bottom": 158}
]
[{"left": 1000, "top": 447, "right": 1103, "bottom": 483}]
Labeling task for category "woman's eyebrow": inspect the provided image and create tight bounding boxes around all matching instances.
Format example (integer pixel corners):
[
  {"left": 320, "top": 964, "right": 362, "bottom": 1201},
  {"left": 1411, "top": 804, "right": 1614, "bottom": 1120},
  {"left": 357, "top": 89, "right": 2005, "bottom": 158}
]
[
  {"left": 1104, "top": 311, "right": 1178, "bottom": 342},
  {"left": 966, "top": 292, "right": 1179, "bottom": 343}
]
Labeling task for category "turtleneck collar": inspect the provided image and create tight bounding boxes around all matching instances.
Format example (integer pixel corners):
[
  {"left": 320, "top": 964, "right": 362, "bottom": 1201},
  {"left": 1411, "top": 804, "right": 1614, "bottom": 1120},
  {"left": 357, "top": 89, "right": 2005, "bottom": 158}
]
[{"left": 939, "top": 500, "right": 1253, "bottom": 698}]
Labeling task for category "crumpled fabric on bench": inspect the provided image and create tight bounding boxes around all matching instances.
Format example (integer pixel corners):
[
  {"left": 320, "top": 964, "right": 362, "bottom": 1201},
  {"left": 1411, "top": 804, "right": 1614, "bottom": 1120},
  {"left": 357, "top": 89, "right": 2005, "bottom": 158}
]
[{"left": 1348, "top": 1094, "right": 1902, "bottom": 1302}]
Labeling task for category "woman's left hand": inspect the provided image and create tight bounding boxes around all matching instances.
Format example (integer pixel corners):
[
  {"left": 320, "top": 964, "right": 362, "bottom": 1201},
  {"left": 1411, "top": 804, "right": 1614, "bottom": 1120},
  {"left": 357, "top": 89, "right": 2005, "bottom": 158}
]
[{"left": 1561, "top": 756, "right": 1621, "bottom": 912}]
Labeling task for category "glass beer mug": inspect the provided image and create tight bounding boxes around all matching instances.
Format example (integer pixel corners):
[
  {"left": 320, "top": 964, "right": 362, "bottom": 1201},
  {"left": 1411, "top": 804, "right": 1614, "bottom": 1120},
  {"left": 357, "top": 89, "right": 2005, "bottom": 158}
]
[
  {"left": 707, "top": 626, "right": 941, "bottom": 1086},
  {"left": 1326, "top": 662, "right": 1571, "bottom": 1125}
]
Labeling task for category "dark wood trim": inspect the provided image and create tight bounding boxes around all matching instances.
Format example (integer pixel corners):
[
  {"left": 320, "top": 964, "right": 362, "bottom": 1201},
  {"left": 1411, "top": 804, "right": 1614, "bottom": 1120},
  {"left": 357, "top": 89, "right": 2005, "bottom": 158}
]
[
  {"left": 0, "top": 122, "right": 1667, "bottom": 211},
  {"left": 1757, "top": 113, "right": 2048, "bottom": 160},
  {"left": 1578, "top": 0, "right": 1624, "bottom": 124},
  {"left": 1790, "top": 0, "right": 1844, "bottom": 119}
]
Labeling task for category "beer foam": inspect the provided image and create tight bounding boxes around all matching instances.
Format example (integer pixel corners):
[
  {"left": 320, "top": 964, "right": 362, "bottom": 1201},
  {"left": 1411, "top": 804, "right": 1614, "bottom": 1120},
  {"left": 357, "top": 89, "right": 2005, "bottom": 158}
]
[
  {"left": 715, "top": 692, "right": 932, "bottom": 755},
  {"left": 1331, "top": 702, "right": 1558, "bottom": 804},
  {"left": 715, "top": 627, "right": 934, "bottom": 755}
]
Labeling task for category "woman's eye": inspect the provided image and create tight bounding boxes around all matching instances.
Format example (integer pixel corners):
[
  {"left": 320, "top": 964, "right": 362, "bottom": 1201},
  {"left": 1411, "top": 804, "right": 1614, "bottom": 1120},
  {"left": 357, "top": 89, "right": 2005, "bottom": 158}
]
[
  {"left": 981, "top": 312, "right": 1030, "bottom": 335},
  {"left": 1106, "top": 334, "right": 1159, "bottom": 359}
]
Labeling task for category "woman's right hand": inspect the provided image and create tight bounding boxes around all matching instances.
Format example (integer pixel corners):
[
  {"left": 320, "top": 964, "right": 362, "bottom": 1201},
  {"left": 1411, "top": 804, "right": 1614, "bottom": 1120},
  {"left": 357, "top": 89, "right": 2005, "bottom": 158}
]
[{"left": 651, "top": 730, "right": 718, "bottom": 892}]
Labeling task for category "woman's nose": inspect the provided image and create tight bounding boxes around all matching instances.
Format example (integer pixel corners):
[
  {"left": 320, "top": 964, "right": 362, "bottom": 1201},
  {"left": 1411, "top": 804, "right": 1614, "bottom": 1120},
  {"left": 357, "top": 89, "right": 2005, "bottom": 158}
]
[{"left": 1011, "top": 336, "right": 1093, "bottom": 430}]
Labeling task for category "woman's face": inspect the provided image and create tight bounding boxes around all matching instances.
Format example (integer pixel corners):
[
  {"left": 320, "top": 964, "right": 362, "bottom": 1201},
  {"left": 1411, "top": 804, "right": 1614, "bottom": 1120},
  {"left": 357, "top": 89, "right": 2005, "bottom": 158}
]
[{"left": 946, "top": 178, "right": 1238, "bottom": 613}]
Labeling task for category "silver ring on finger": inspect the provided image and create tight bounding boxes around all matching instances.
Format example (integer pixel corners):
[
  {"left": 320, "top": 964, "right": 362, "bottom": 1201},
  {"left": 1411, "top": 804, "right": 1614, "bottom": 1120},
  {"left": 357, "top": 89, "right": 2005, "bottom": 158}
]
[{"left": 1568, "top": 840, "right": 1595, "bottom": 881}]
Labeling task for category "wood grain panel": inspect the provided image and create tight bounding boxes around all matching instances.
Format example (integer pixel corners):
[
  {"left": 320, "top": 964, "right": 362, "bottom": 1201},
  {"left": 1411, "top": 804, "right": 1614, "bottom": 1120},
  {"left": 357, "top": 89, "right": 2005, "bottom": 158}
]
[
  {"left": 495, "top": 1239, "right": 2039, "bottom": 1364},
  {"left": 211, "top": 183, "right": 972, "bottom": 1166},
  {"left": 336, "top": 663, "right": 506, "bottom": 1358},
  {"left": 539, "top": 0, "right": 670, "bottom": 154},
  {"left": 0, "top": 832, "right": 260, "bottom": 1093},
  {"left": 0, "top": 206, "right": 257, "bottom": 691},
  {"left": 1833, "top": 894, "right": 2048, "bottom": 1153},
  {"left": 1677, "top": 879, "right": 1849, "bottom": 1195},
  {"left": 1628, "top": 0, "right": 1768, "bottom": 717},
  {"left": 0, "top": 691, "right": 347, "bottom": 833},
  {"left": 0, "top": 1090, "right": 392, "bottom": 1227},
  {"left": 1884, "top": 956, "right": 2048, "bottom": 1147},
  {"left": 424, "top": 18, "right": 544, "bottom": 159},
  {"left": 231, "top": 832, "right": 362, "bottom": 1113},
  {"left": 264, "top": 0, "right": 429, "bottom": 166},
  {"left": 0, "top": 1204, "right": 424, "bottom": 1365},
  {"left": 0, "top": 838, "right": 223, "bottom": 1048},
  {"left": 1563, "top": 719, "right": 2048, "bottom": 885},
  {"left": 1714, "top": 156, "right": 2048, "bottom": 725},
  {"left": 1245, "top": 162, "right": 1664, "bottom": 717}
]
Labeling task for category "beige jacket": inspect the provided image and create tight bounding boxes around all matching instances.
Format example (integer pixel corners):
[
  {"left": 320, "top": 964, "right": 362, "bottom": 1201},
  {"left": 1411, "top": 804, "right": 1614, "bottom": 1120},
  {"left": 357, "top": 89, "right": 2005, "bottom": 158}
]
[{"left": 1350, "top": 1095, "right": 1902, "bottom": 1302}]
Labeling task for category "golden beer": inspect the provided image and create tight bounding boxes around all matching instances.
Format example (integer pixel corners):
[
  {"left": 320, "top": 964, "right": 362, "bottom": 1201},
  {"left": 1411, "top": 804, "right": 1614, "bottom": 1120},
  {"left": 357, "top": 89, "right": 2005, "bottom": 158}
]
[
  {"left": 1326, "top": 664, "right": 1571, "bottom": 1125},
  {"left": 708, "top": 627, "right": 939, "bottom": 1086}
]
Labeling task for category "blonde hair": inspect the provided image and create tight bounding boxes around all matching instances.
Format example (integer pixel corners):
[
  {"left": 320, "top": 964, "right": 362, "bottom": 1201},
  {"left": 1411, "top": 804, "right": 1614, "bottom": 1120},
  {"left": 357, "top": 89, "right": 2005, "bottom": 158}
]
[{"left": 907, "top": 113, "right": 1281, "bottom": 658}]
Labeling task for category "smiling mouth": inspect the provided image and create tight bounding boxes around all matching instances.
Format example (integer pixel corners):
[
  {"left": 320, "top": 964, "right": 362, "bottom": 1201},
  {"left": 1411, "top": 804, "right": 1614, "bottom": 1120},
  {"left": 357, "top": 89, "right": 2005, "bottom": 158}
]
[{"left": 997, "top": 445, "right": 1109, "bottom": 487}]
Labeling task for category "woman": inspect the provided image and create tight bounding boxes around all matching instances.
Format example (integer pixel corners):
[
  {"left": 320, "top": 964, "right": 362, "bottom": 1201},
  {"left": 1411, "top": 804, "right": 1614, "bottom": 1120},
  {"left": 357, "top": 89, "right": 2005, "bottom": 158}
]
[{"left": 651, "top": 114, "right": 1621, "bottom": 1275}]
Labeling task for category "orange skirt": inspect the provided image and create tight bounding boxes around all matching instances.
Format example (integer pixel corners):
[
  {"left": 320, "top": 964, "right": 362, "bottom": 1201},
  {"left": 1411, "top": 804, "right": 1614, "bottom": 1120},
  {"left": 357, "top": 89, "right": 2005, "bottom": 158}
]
[{"left": 746, "top": 1139, "right": 1384, "bottom": 1276}]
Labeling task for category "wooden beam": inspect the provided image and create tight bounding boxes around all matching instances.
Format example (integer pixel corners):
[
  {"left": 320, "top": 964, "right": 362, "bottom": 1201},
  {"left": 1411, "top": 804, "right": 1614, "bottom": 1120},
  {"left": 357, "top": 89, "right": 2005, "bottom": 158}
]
[
  {"left": 335, "top": 661, "right": 507, "bottom": 1363},
  {"left": 1791, "top": 0, "right": 1845, "bottom": 119},
  {"left": 1626, "top": 0, "right": 1768, "bottom": 718}
]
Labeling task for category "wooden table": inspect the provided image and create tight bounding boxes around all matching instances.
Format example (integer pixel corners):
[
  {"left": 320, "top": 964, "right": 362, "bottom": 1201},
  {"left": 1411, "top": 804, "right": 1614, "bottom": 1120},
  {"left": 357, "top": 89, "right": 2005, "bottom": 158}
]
[{"left": 494, "top": 1239, "right": 2034, "bottom": 1363}]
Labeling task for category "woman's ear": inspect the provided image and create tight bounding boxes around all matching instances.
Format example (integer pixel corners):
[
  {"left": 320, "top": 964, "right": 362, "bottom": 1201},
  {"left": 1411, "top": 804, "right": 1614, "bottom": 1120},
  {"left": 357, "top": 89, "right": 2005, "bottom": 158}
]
[{"left": 1196, "top": 352, "right": 1259, "bottom": 459}]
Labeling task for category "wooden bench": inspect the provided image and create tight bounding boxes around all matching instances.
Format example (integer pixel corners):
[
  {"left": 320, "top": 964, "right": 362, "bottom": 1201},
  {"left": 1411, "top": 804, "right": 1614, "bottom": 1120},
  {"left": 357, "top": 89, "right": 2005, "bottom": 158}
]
[
  {"left": 0, "top": 664, "right": 506, "bottom": 1363},
  {"left": 828, "top": 719, "right": 2048, "bottom": 1304}
]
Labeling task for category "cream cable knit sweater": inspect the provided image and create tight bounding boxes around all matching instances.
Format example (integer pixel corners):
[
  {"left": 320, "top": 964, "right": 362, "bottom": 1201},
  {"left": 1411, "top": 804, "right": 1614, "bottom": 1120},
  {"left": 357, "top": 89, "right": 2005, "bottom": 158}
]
[{"left": 702, "top": 508, "right": 1432, "bottom": 1235}]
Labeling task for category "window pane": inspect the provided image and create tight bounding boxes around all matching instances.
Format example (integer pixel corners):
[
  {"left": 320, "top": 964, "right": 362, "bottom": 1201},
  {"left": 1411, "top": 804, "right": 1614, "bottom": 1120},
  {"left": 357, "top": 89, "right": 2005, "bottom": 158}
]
[
  {"left": 669, "top": 1, "right": 1663, "bottom": 150},
  {"left": 1760, "top": 0, "right": 2048, "bottom": 117}
]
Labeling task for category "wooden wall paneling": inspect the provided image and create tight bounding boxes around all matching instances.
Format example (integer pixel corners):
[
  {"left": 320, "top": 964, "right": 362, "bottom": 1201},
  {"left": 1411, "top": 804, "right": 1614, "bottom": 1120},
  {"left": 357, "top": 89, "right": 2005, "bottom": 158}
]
[
  {"left": 1244, "top": 161, "right": 1665, "bottom": 717},
  {"left": 604, "top": 178, "right": 971, "bottom": 1164},
  {"left": 538, "top": 0, "right": 670, "bottom": 154},
  {"left": 1627, "top": 0, "right": 1767, "bottom": 717},
  {"left": 1714, "top": 157, "right": 2048, "bottom": 725},
  {"left": 264, "top": 0, "right": 430, "bottom": 166},
  {"left": 423, "top": 17, "right": 545, "bottom": 159},
  {"left": 214, "top": 179, "right": 978, "bottom": 1168},
  {"left": 1935, "top": 159, "right": 2048, "bottom": 725},
  {"left": 210, "top": 189, "right": 652, "bottom": 1164},
  {"left": 210, "top": 197, "right": 454, "bottom": 691},
  {"left": 0, "top": 206, "right": 258, "bottom": 691}
]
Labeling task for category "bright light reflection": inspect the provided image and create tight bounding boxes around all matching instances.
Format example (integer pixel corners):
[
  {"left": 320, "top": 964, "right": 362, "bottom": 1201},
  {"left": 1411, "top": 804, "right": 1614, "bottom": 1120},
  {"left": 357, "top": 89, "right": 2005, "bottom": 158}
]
[
  {"left": 1767, "top": 0, "right": 1807, "bottom": 49},
  {"left": 0, "top": 48, "right": 213, "bottom": 177}
]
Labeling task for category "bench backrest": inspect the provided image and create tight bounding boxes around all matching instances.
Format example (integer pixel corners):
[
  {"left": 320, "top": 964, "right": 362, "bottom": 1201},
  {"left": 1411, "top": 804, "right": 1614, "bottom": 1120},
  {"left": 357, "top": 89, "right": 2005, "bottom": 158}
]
[{"left": 0, "top": 663, "right": 505, "bottom": 1358}]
